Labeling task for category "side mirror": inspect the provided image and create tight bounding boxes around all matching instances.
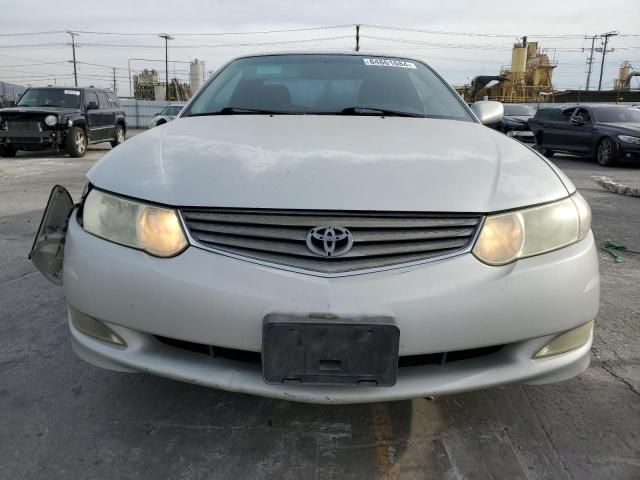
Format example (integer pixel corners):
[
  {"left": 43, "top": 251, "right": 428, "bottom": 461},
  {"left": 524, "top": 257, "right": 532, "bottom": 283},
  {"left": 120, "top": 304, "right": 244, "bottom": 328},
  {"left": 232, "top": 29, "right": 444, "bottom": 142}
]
[
  {"left": 86, "top": 101, "right": 99, "bottom": 110},
  {"left": 470, "top": 101, "right": 504, "bottom": 125}
]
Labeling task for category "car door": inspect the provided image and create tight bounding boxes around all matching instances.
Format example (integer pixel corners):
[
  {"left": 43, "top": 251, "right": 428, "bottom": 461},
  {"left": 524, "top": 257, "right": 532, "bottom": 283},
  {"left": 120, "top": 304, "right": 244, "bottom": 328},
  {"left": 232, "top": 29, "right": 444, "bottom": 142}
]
[
  {"left": 84, "top": 91, "right": 103, "bottom": 141},
  {"left": 567, "top": 108, "right": 594, "bottom": 154},
  {"left": 97, "top": 91, "right": 116, "bottom": 140},
  {"left": 532, "top": 108, "right": 563, "bottom": 149},
  {"left": 28, "top": 185, "right": 74, "bottom": 285},
  {"left": 549, "top": 107, "right": 578, "bottom": 151}
]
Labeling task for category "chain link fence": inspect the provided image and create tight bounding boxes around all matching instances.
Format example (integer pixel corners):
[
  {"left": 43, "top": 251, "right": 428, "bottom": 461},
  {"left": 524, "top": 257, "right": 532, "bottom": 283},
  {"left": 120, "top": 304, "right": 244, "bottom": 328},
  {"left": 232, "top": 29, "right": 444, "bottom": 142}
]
[{"left": 120, "top": 99, "right": 187, "bottom": 129}]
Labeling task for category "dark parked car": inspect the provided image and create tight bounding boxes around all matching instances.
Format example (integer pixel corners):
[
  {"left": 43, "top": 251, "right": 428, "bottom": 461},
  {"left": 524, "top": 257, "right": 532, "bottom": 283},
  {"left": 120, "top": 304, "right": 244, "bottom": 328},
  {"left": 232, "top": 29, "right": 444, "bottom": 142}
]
[
  {"left": 497, "top": 104, "right": 535, "bottom": 143},
  {"left": 528, "top": 104, "right": 640, "bottom": 166},
  {"left": 0, "top": 87, "right": 126, "bottom": 158}
]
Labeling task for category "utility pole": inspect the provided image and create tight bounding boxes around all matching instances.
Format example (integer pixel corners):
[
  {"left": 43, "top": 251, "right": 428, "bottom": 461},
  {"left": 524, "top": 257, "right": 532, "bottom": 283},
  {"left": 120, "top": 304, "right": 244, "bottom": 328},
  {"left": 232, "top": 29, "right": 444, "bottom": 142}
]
[
  {"left": 159, "top": 33, "right": 173, "bottom": 101},
  {"left": 112, "top": 67, "right": 117, "bottom": 93},
  {"left": 583, "top": 35, "right": 598, "bottom": 91},
  {"left": 355, "top": 24, "right": 360, "bottom": 52},
  {"left": 598, "top": 31, "right": 618, "bottom": 91},
  {"left": 67, "top": 31, "right": 79, "bottom": 87}
]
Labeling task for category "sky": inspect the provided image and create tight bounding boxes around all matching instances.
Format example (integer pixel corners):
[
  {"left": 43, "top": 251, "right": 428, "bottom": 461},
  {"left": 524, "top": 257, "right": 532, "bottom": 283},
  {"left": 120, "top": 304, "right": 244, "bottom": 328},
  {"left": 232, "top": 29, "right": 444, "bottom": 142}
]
[{"left": 1, "top": 0, "right": 639, "bottom": 95}]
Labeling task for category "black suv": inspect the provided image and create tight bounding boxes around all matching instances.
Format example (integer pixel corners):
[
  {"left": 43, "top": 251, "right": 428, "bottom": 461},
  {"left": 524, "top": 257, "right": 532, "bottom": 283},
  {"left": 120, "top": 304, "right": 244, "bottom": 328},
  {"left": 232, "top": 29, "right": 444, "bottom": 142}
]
[{"left": 0, "top": 87, "right": 126, "bottom": 158}]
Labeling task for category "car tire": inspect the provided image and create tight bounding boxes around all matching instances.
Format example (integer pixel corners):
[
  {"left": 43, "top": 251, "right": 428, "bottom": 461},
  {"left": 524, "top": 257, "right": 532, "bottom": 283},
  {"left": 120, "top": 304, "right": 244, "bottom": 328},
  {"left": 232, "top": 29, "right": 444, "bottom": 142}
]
[
  {"left": 111, "top": 124, "right": 125, "bottom": 148},
  {"left": 596, "top": 137, "right": 616, "bottom": 167},
  {"left": 539, "top": 147, "right": 554, "bottom": 158},
  {"left": 65, "top": 126, "right": 87, "bottom": 158},
  {"left": 0, "top": 145, "right": 18, "bottom": 157}
]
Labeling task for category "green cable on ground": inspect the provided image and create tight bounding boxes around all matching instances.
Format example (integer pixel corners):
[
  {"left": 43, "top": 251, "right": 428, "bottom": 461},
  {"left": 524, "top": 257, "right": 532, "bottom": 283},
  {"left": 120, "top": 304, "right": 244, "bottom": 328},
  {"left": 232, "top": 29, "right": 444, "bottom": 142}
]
[{"left": 601, "top": 240, "right": 640, "bottom": 263}]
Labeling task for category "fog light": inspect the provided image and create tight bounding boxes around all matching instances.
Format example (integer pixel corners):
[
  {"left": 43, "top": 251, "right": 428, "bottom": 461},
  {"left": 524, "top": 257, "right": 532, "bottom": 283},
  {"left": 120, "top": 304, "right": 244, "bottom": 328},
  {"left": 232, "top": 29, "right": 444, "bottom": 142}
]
[
  {"left": 69, "top": 306, "right": 126, "bottom": 346},
  {"left": 533, "top": 321, "right": 593, "bottom": 359}
]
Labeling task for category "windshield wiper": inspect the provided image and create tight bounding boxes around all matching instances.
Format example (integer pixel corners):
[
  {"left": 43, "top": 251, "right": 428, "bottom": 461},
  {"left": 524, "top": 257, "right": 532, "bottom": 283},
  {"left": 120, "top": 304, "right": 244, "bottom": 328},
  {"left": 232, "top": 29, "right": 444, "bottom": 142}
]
[
  {"left": 189, "top": 107, "right": 296, "bottom": 116},
  {"left": 339, "top": 107, "right": 426, "bottom": 118}
]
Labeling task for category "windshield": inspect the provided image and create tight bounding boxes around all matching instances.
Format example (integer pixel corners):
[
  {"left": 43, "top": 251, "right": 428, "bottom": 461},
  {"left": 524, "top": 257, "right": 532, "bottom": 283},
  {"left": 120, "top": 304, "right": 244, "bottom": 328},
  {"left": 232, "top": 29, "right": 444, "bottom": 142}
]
[
  {"left": 184, "top": 54, "right": 473, "bottom": 121},
  {"left": 17, "top": 88, "right": 81, "bottom": 108},
  {"left": 503, "top": 104, "right": 535, "bottom": 116},
  {"left": 595, "top": 107, "right": 640, "bottom": 123},
  {"left": 161, "top": 105, "right": 182, "bottom": 116}
]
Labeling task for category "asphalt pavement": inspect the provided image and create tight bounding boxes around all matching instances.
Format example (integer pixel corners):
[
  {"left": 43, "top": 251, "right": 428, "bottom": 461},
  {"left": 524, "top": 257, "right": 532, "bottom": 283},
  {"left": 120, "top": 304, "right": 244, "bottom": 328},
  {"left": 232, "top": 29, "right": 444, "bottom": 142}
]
[{"left": 0, "top": 137, "right": 638, "bottom": 480}]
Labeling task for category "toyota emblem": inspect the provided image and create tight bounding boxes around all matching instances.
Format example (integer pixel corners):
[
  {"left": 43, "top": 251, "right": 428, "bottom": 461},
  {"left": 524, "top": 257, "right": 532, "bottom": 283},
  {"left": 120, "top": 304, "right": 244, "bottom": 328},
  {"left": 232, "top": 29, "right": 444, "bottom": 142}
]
[{"left": 306, "top": 226, "right": 354, "bottom": 257}]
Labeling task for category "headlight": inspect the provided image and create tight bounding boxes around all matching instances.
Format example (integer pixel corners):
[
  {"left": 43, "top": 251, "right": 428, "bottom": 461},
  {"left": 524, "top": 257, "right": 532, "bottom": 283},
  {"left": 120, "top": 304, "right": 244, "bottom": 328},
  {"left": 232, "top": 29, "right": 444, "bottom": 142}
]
[
  {"left": 473, "top": 193, "right": 591, "bottom": 266},
  {"left": 618, "top": 135, "right": 640, "bottom": 144},
  {"left": 83, "top": 189, "right": 187, "bottom": 257},
  {"left": 44, "top": 115, "right": 57, "bottom": 126}
]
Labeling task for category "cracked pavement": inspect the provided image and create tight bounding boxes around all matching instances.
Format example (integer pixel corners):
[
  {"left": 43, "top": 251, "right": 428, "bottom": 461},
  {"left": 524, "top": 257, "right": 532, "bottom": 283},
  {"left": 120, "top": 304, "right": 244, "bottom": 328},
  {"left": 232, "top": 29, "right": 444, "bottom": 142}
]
[{"left": 0, "top": 141, "right": 638, "bottom": 479}]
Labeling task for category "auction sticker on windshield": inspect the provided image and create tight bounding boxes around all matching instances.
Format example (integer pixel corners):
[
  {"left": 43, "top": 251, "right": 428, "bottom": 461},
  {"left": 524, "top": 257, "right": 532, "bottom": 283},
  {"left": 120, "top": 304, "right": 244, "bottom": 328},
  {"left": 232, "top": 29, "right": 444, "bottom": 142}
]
[
  {"left": 363, "top": 58, "right": 416, "bottom": 69},
  {"left": 64, "top": 90, "right": 80, "bottom": 95}
]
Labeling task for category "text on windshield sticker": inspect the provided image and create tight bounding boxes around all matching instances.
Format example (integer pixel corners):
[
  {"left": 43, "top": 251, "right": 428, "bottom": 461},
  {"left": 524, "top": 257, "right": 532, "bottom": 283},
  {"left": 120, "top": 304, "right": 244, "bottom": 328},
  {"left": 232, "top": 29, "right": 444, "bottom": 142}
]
[
  {"left": 64, "top": 90, "right": 80, "bottom": 95},
  {"left": 363, "top": 58, "right": 417, "bottom": 69}
]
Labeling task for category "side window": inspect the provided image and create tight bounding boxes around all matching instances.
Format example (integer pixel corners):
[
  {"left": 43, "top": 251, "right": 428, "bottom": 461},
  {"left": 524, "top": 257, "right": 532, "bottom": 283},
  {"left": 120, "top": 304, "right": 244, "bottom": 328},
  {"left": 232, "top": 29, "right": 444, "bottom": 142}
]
[
  {"left": 534, "top": 109, "right": 547, "bottom": 120},
  {"left": 97, "top": 92, "right": 111, "bottom": 109},
  {"left": 107, "top": 92, "right": 120, "bottom": 108},
  {"left": 85, "top": 91, "right": 99, "bottom": 107},
  {"left": 574, "top": 108, "right": 592, "bottom": 123},
  {"left": 561, "top": 108, "right": 575, "bottom": 122}
]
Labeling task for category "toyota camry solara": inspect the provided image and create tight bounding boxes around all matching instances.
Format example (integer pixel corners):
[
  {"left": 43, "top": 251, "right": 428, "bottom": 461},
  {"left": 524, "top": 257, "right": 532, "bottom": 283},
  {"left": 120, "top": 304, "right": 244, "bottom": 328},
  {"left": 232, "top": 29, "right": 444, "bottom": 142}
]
[{"left": 30, "top": 53, "right": 599, "bottom": 404}]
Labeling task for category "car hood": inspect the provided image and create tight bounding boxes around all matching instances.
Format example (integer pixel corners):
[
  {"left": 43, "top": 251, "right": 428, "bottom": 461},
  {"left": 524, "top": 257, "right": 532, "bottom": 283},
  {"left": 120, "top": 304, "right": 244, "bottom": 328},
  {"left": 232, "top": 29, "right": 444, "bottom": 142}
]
[
  {"left": 0, "top": 106, "right": 81, "bottom": 116},
  {"left": 88, "top": 116, "right": 569, "bottom": 213},
  {"left": 598, "top": 122, "right": 640, "bottom": 134}
]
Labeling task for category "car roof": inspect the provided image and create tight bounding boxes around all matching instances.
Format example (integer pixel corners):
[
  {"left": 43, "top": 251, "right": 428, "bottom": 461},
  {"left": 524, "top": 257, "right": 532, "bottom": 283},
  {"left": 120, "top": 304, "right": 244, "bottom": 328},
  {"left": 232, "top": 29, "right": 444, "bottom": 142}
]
[
  {"left": 224, "top": 50, "right": 428, "bottom": 64},
  {"left": 29, "top": 86, "right": 111, "bottom": 93}
]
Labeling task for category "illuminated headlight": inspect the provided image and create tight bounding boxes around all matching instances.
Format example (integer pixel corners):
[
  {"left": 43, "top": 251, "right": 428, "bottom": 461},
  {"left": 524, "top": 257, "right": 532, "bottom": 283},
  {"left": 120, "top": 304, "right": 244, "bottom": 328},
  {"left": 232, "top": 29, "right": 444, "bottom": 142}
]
[
  {"left": 618, "top": 135, "right": 640, "bottom": 144},
  {"left": 83, "top": 189, "right": 188, "bottom": 257},
  {"left": 473, "top": 193, "right": 591, "bottom": 266},
  {"left": 44, "top": 114, "right": 58, "bottom": 126}
]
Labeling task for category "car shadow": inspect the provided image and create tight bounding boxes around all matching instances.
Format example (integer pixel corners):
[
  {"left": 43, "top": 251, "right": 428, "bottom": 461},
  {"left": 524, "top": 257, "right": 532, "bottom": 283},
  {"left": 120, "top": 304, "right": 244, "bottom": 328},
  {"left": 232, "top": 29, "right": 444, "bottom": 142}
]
[{"left": 550, "top": 153, "right": 640, "bottom": 170}]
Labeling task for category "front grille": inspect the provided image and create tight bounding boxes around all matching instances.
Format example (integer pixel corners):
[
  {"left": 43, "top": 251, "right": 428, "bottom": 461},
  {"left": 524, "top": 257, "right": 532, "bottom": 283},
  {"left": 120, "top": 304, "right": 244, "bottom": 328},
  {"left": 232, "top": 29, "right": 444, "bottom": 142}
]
[
  {"left": 181, "top": 208, "right": 482, "bottom": 274},
  {"left": 7, "top": 121, "right": 42, "bottom": 136},
  {"left": 154, "top": 335, "right": 503, "bottom": 368}
]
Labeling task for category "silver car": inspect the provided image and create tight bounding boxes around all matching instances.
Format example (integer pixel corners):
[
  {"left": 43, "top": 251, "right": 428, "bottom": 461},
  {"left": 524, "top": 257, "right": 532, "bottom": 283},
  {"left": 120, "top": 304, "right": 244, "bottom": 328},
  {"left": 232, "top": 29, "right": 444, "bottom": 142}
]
[
  {"left": 147, "top": 104, "right": 184, "bottom": 128},
  {"left": 30, "top": 53, "right": 599, "bottom": 404}
]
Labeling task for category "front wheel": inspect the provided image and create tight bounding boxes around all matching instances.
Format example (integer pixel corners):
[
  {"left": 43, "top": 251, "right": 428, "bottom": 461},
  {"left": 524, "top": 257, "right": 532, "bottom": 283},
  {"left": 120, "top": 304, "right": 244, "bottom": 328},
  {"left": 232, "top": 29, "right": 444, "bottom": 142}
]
[
  {"left": 596, "top": 137, "right": 616, "bottom": 167},
  {"left": 538, "top": 146, "right": 554, "bottom": 157},
  {"left": 110, "top": 124, "right": 125, "bottom": 148},
  {"left": 65, "top": 127, "right": 87, "bottom": 158},
  {"left": 0, "top": 145, "right": 18, "bottom": 157}
]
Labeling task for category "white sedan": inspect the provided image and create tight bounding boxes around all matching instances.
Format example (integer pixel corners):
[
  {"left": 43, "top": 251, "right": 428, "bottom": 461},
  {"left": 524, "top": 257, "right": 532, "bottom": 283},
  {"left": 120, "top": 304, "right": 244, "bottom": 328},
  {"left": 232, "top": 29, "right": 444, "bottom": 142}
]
[
  {"left": 147, "top": 104, "right": 184, "bottom": 128},
  {"left": 30, "top": 53, "right": 598, "bottom": 404}
]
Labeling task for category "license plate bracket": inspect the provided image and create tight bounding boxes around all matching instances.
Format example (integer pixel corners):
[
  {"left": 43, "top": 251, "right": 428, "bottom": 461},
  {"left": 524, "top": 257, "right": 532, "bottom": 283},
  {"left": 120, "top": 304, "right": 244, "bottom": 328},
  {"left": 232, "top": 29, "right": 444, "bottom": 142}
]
[{"left": 262, "top": 314, "right": 399, "bottom": 387}]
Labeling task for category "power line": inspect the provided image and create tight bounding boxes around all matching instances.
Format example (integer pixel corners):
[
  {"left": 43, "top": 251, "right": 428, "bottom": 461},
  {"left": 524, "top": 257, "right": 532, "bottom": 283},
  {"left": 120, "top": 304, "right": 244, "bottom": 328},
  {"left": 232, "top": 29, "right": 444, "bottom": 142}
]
[
  {"left": 0, "top": 30, "right": 66, "bottom": 37},
  {"left": 361, "top": 24, "right": 640, "bottom": 39},
  {"left": 362, "top": 35, "right": 511, "bottom": 50},
  {"left": 0, "top": 60, "right": 69, "bottom": 68},
  {"left": 74, "top": 35, "right": 353, "bottom": 49},
  {"left": 72, "top": 25, "right": 353, "bottom": 36},
  {"left": 0, "top": 43, "right": 69, "bottom": 48}
]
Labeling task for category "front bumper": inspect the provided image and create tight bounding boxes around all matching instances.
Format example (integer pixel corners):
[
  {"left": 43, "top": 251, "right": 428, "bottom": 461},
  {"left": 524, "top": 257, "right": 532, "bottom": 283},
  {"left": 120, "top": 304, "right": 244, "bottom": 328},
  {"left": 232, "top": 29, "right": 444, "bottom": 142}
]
[
  {"left": 506, "top": 130, "right": 535, "bottom": 143},
  {"left": 0, "top": 129, "right": 63, "bottom": 148},
  {"left": 63, "top": 211, "right": 599, "bottom": 403},
  {"left": 617, "top": 141, "right": 640, "bottom": 160}
]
